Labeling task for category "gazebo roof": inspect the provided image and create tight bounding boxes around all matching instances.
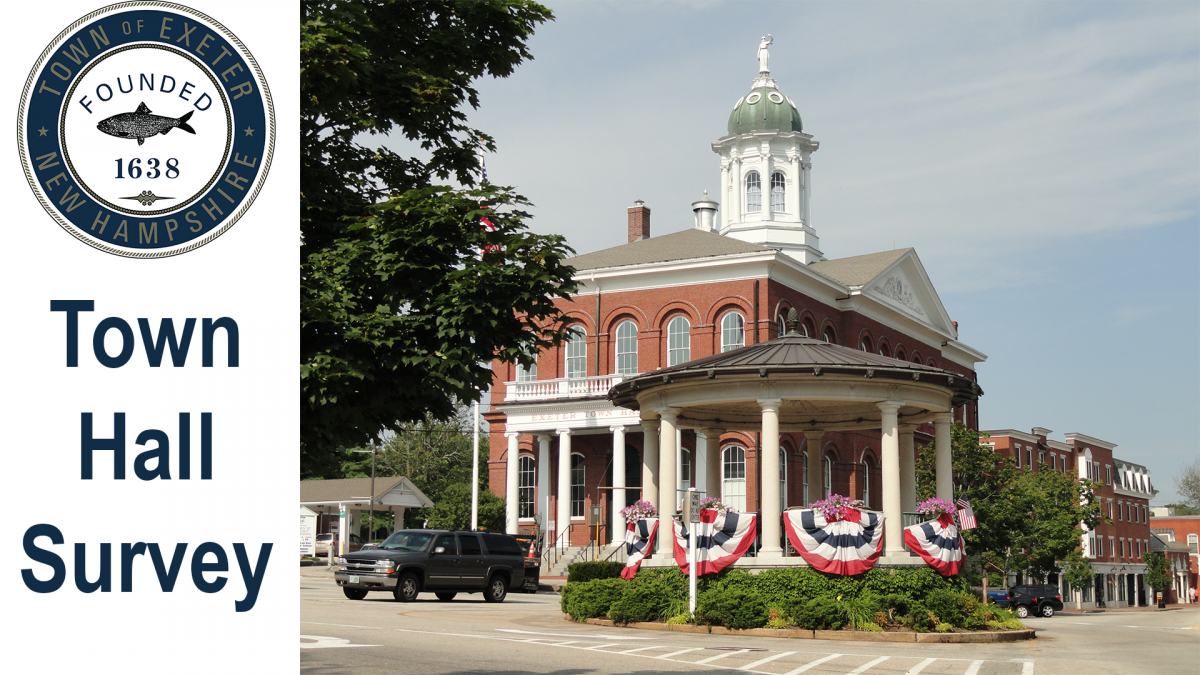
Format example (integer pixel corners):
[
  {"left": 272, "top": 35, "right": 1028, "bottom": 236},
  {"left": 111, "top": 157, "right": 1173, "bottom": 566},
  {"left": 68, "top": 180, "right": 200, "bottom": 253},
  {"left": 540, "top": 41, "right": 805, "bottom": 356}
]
[{"left": 609, "top": 326, "right": 980, "bottom": 431}]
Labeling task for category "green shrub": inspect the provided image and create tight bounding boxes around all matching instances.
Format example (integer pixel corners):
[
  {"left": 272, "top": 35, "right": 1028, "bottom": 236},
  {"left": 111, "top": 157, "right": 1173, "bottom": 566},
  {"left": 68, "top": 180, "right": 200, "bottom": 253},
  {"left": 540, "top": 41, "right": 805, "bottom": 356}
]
[
  {"left": 608, "top": 581, "right": 671, "bottom": 624},
  {"left": 858, "top": 621, "right": 884, "bottom": 632},
  {"left": 842, "top": 594, "right": 883, "bottom": 631},
  {"left": 566, "top": 561, "right": 625, "bottom": 583},
  {"left": 924, "top": 588, "right": 964, "bottom": 627},
  {"left": 784, "top": 597, "right": 846, "bottom": 630},
  {"left": 665, "top": 613, "right": 691, "bottom": 625},
  {"left": 561, "top": 578, "right": 625, "bottom": 621},
  {"left": 696, "top": 587, "right": 768, "bottom": 629},
  {"left": 934, "top": 622, "right": 954, "bottom": 633}
]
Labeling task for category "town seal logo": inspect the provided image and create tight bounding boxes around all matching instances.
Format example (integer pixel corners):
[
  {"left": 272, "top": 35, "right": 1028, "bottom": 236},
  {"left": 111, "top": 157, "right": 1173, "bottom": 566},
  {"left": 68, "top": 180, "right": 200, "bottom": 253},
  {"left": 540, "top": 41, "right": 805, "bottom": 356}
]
[{"left": 19, "top": 3, "right": 274, "bottom": 257}]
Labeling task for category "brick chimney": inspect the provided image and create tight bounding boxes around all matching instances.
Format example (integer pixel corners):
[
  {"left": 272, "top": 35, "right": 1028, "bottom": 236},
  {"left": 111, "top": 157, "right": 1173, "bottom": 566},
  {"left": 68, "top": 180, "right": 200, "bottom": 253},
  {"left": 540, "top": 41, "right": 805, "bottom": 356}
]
[{"left": 627, "top": 200, "right": 650, "bottom": 243}]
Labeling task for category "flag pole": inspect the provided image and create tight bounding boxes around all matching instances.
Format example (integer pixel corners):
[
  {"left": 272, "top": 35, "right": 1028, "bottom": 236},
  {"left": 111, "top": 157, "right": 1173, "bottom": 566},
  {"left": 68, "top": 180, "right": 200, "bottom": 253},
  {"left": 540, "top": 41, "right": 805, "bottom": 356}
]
[{"left": 471, "top": 401, "right": 480, "bottom": 531}]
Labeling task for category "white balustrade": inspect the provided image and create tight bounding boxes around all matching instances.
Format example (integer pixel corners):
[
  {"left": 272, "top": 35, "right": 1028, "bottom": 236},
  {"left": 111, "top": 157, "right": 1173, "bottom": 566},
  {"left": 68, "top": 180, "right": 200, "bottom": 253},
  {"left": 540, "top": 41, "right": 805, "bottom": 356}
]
[{"left": 504, "top": 374, "right": 629, "bottom": 401}]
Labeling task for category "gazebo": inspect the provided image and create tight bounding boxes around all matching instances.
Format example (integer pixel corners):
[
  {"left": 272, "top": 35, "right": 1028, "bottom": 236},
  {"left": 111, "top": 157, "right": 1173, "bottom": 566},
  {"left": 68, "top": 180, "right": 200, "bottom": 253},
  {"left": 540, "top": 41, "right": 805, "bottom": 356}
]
[{"left": 608, "top": 312, "right": 981, "bottom": 564}]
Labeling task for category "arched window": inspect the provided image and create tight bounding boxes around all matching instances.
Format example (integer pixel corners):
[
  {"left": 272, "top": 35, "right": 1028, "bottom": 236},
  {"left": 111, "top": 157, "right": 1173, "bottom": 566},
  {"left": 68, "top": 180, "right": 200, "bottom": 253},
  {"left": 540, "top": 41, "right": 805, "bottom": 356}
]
[
  {"left": 895, "top": 347, "right": 906, "bottom": 361},
  {"left": 770, "top": 172, "right": 786, "bottom": 212},
  {"left": 910, "top": 352, "right": 922, "bottom": 364},
  {"left": 780, "top": 449, "right": 788, "bottom": 511},
  {"left": 777, "top": 315, "right": 786, "bottom": 338},
  {"left": 745, "top": 172, "right": 762, "bottom": 213},
  {"left": 517, "top": 353, "right": 537, "bottom": 382},
  {"left": 860, "top": 335, "right": 873, "bottom": 353},
  {"left": 518, "top": 455, "right": 536, "bottom": 518},
  {"left": 802, "top": 452, "right": 809, "bottom": 505},
  {"left": 822, "top": 327, "right": 836, "bottom": 344},
  {"left": 615, "top": 320, "right": 638, "bottom": 375},
  {"left": 801, "top": 318, "right": 814, "bottom": 338},
  {"left": 570, "top": 453, "right": 586, "bottom": 518},
  {"left": 722, "top": 445, "right": 747, "bottom": 511},
  {"left": 823, "top": 455, "right": 833, "bottom": 498},
  {"left": 877, "top": 340, "right": 890, "bottom": 358},
  {"left": 861, "top": 456, "right": 871, "bottom": 508},
  {"left": 667, "top": 315, "right": 691, "bottom": 366},
  {"left": 565, "top": 326, "right": 587, "bottom": 379},
  {"left": 721, "top": 312, "right": 745, "bottom": 352}
]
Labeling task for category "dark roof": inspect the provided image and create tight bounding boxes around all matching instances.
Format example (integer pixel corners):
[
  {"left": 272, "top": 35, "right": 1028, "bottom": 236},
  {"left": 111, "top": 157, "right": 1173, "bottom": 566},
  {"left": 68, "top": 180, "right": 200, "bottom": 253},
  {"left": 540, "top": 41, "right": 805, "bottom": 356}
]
[
  {"left": 567, "top": 229, "right": 771, "bottom": 271},
  {"left": 809, "top": 248, "right": 910, "bottom": 287},
  {"left": 609, "top": 329, "right": 981, "bottom": 409},
  {"left": 300, "top": 477, "right": 433, "bottom": 508}
]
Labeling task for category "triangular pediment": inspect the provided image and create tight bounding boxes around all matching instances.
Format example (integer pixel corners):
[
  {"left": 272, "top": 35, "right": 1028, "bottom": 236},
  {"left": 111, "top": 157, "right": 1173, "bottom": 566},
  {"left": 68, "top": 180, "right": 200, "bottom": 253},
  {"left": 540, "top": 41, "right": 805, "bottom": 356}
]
[{"left": 859, "top": 250, "right": 955, "bottom": 337}]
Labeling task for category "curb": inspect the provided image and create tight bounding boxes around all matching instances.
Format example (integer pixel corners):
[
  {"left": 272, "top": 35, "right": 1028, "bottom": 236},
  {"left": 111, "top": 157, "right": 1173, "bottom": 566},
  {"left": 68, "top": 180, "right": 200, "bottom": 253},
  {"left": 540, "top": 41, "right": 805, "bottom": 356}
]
[{"left": 580, "top": 618, "right": 1035, "bottom": 643}]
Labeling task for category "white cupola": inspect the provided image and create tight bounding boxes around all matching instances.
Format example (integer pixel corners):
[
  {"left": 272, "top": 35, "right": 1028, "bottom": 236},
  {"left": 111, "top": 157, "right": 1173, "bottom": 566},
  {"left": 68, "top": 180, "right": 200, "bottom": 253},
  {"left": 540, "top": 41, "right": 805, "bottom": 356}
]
[{"left": 711, "top": 37, "right": 823, "bottom": 264}]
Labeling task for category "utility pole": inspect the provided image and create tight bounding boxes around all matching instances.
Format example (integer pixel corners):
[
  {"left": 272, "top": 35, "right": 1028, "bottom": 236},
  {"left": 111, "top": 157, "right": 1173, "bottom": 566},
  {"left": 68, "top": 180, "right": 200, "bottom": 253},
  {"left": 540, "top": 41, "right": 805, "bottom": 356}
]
[
  {"left": 353, "top": 440, "right": 378, "bottom": 541},
  {"left": 471, "top": 401, "right": 480, "bottom": 530}
]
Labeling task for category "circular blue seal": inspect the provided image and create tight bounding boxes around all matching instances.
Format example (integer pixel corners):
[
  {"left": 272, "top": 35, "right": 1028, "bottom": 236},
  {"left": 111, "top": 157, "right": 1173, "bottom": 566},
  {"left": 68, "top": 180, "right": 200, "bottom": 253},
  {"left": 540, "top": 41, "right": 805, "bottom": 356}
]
[{"left": 19, "top": 2, "right": 274, "bottom": 257}]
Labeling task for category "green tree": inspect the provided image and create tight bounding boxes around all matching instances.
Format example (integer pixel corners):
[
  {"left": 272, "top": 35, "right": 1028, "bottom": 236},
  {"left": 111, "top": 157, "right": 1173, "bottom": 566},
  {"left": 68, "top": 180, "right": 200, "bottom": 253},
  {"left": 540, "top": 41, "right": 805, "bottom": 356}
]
[
  {"left": 917, "top": 424, "right": 1022, "bottom": 580},
  {"left": 300, "top": 0, "right": 576, "bottom": 477},
  {"left": 1062, "top": 549, "right": 1093, "bottom": 610},
  {"left": 1174, "top": 458, "right": 1200, "bottom": 513},
  {"left": 1160, "top": 503, "right": 1200, "bottom": 516},
  {"left": 1010, "top": 469, "right": 1104, "bottom": 580},
  {"left": 1142, "top": 551, "right": 1172, "bottom": 605}
]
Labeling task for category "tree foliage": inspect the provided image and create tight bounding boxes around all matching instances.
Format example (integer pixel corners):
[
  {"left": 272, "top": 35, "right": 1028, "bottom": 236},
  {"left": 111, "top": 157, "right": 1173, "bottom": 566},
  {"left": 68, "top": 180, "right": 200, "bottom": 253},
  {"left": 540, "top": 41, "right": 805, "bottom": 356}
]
[
  {"left": 300, "top": 0, "right": 575, "bottom": 476},
  {"left": 1061, "top": 549, "right": 1093, "bottom": 608},
  {"left": 1142, "top": 551, "right": 1171, "bottom": 594},
  {"left": 1174, "top": 457, "right": 1200, "bottom": 513},
  {"left": 917, "top": 424, "right": 1103, "bottom": 581}
]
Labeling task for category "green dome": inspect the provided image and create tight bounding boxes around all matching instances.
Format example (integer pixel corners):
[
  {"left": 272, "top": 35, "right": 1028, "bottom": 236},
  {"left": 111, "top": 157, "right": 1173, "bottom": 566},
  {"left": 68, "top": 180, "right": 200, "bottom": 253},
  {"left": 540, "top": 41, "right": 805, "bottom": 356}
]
[{"left": 727, "top": 87, "right": 802, "bottom": 135}]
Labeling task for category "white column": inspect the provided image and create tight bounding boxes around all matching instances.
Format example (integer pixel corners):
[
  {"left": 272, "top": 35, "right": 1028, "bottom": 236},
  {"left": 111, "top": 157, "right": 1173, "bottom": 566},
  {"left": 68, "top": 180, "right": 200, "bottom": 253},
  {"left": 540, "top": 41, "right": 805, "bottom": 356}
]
[
  {"left": 788, "top": 156, "right": 800, "bottom": 221},
  {"left": 759, "top": 399, "right": 783, "bottom": 557},
  {"left": 537, "top": 434, "right": 551, "bottom": 549},
  {"left": 658, "top": 409, "right": 679, "bottom": 519},
  {"left": 934, "top": 413, "right": 953, "bottom": 502},
  {"left": 641, "top": 417, "right": 660, "bottom": 508},
  {"left": 720, "top": 160, "right": 731, "bottom": 228},
  {"left": 801, "top": 161, "right": 812, "bottom": 227},
  {"left": 879, "top": 402, "right": 906, "bottom": 557},
  {"left": 804, "top": 430, "right": 824, "bottom": 505},
  {"left": 763, "top": 148, "right": 774, "bottom": 222},
  {"left": 611, "top": 425, "right": 626, "bottom": 545},
  {"left": 703, "top": 428, "right": 724, "bottom": 499},
  {"left": 556, "top": 428, "right": 572, "bottom": 548},
  {"left": 731, "top": 156, "right": 742, "bottom": 224},
  {"left": 899, "top": 425, "right": 916, "bottom": 513},
  {"left": 505, "top": 431, "right": 520, "bottom": 534}
]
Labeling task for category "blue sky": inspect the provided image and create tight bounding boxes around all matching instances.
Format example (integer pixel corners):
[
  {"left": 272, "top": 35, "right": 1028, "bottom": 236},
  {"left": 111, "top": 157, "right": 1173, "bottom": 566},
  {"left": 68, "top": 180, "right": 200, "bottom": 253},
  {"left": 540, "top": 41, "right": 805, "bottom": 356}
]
[{"left": 412, "top": 1, "right": 1199, "bottom": 504}]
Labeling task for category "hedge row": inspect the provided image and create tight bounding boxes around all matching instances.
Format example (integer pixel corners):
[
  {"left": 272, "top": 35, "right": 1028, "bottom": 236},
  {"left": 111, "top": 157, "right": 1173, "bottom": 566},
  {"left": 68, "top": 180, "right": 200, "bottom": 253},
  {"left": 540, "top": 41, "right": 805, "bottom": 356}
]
[
  {"left": 566, "top": 561, "right": 624, "bottom": 583},
  {"left": 560, "top": 566, "right": 1025, "bottom": 633}
]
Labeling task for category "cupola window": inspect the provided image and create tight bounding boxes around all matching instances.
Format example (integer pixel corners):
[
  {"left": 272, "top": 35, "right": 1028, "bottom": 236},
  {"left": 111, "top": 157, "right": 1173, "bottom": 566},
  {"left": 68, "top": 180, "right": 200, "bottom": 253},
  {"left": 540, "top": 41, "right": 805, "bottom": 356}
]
[
  {"left": 770, "top": 172, "right": 785, "bottom": 212},
  {"left": 745, "top": 172, "right": 762, "bottom": 213}
]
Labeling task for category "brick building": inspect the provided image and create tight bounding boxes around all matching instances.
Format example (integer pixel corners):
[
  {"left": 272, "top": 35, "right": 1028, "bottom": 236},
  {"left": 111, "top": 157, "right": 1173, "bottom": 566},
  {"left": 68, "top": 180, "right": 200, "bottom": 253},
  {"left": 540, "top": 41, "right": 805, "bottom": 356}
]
[
  {"left": 1150, "top": 509, "right": 1200, "bottom": 602},
  {"left": 483, "top": 43, "right": 985, "bottom": 554},
  {"left": 981, "top": 428, "right": 1163, "bottom": 607}
]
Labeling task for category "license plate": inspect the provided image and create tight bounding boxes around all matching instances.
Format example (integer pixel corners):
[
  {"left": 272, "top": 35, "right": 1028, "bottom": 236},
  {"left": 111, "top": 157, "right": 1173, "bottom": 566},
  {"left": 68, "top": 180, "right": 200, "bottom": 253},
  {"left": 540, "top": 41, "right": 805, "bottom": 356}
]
[{"left": 348, "top": 575, "right": 360, "bottom": 584}]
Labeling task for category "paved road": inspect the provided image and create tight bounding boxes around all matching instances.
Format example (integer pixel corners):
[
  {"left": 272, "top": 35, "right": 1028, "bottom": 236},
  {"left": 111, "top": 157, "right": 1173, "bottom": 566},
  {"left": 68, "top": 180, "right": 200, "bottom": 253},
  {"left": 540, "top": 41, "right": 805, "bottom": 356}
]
[{"left": 300, "top": 570, "right": 1199, "bottom": 675}]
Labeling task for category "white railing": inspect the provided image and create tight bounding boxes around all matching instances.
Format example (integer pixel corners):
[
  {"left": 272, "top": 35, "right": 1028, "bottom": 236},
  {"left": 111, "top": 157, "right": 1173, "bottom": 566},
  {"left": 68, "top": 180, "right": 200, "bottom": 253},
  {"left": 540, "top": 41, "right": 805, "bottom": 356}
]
[{"left": 504, "top": 374, "right": 629, "bottom": 401}]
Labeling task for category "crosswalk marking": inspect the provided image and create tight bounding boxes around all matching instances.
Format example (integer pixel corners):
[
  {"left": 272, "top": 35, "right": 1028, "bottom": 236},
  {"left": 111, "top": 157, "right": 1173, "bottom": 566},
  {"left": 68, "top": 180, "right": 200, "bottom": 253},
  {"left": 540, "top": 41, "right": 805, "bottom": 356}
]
[
  {"left": 782, "top": 653, "right": 843, "bottom": 675},
  {"left": 905, "top": 657, "right": 937, "bottom": 675},
  {"left": 964, "top": 660, "right": 985, "bottom": 675},
  {"left": 618, "top": 645, "right": 664, "bottom": 654},
  {"left": 696, "top": 649, "right": 752, "bottom": 664},
  {"left": 657, "top": 648, "right": 703, "bottom": 659},
  {"left": 1022, "top": 663, "right": 1034, "bottom": 675},
  {"left": 583, "top": 642, "right": 624, "bottom": 650},
  {"left": 848, "top": 656, "right": 890, "bottom": 674},
  {"left": 740, "top": 651, "right": 797, "bottom": 670}
]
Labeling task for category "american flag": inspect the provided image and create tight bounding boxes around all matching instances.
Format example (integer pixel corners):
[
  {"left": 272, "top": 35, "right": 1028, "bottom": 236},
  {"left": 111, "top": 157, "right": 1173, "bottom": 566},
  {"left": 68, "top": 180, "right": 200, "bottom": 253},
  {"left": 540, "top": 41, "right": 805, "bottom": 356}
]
[
  {"left": 476, "top": 148, "right": 500, "bottom": 254},
  {"left": 955, "top": 497, "right": 977, "bottom": 530}
]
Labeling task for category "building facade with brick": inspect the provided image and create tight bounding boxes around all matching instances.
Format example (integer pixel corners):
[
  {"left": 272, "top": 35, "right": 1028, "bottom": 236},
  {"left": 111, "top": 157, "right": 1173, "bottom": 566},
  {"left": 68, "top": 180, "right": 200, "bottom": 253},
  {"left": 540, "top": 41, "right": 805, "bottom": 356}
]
[
  {"left": 483, "top": 45, "right": 986, "bottom": 556},
  {"left": 981, "top": 427, "right": 1163, "bottom": 607},
  {"left": 1150, "top": 509, "right": 1200, "bottom": 602}
]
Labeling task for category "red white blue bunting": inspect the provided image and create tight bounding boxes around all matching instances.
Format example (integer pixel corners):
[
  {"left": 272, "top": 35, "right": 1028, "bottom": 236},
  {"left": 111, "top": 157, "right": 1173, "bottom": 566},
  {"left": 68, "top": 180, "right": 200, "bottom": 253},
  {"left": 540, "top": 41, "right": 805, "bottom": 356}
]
[
  {"left": 621, "top": 518, "right": 659, "bottom": 580},
  {"left": 903, "top": 513, "right": 965, "bottom": 576},
  {"left": 783, "top": 508, "right": 885, "bottom": 576},
  {"left": 671, "top": 509, "right": 757, "bottom": 576}
]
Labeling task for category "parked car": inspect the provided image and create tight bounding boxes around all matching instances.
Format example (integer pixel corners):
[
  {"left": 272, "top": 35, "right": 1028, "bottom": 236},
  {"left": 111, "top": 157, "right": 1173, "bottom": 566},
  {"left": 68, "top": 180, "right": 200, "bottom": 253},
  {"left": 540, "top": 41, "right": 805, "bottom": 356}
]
[
  {"left": 512, "top": 534, "right": 541, "bottom": 593},
  {"left": 315, "top": 533, "right": 364, "bottom": 556},
  {"left": 1007, "top": 584, "right": 1064, "bottom": 618},
  {"left": 334, "top": 529, "right": 526, "bottom": 603},
  {"left": 986, "top": 589, "right": 1009, "bottom": 607}
]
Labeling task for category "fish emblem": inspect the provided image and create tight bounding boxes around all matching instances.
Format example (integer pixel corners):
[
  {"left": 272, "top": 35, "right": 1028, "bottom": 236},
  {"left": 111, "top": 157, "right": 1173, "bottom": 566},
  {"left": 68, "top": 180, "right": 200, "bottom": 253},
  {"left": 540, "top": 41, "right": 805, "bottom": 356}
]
[{"left": 97, "top": 102, "right": 196, "bottom": 145}]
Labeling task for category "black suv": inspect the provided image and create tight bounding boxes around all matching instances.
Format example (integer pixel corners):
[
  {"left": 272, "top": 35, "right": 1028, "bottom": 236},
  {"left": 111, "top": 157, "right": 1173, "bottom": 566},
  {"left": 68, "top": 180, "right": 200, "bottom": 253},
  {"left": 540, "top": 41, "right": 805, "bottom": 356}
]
[
  {"left": 334, "top": 530, "right": 526, "bottom": 603},
  {"left": 1007, "top": 584, "right": 1064, "bottom": 618}
]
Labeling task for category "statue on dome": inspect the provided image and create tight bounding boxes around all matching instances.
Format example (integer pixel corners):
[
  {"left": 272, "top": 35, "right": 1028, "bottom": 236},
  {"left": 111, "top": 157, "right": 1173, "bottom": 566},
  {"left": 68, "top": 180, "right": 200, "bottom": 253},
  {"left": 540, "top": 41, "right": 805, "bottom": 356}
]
[{"left": 757, "top": 34, "right": 773, "bottom": 74}]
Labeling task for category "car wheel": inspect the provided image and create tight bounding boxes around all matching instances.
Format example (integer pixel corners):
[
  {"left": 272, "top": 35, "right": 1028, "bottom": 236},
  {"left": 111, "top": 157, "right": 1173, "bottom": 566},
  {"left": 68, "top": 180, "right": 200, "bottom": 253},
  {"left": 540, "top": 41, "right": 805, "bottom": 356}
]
[
  {"left": 1041, "top": 604, "right": 1055, "bottom": 618},
  {"left": 484, "top": 575, "right": 508, "bottom": 603},
  {"left": 1015, "top": 605, "right": 1029, "bottom": 619},
  {"left": 435, "top": 592, "right": 457, "bottom": 602},
  {"left": 393, "top": 573, "right": 420, "bottom": 602},
  {"left": 343, "top": 587, "right": 368, "bottom": 601}
]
